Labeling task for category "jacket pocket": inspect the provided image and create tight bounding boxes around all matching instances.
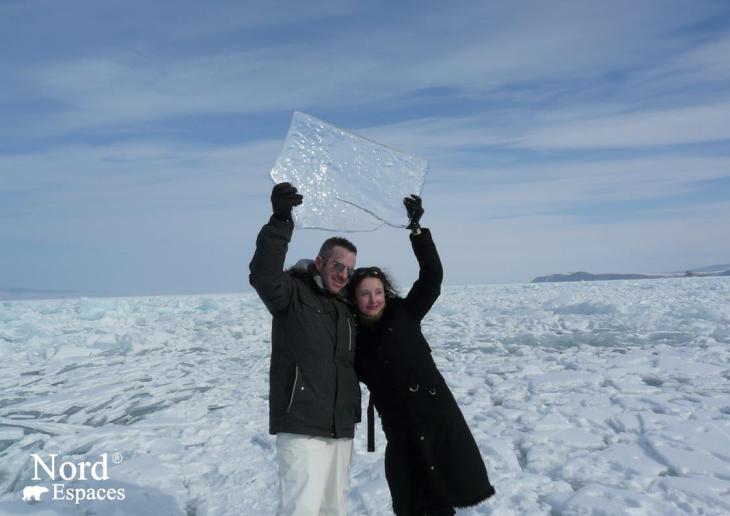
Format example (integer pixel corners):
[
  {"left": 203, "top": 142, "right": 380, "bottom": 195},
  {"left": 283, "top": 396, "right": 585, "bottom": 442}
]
[
  {"left": 286, "top": 365, "right": 300, "bottom": 413},
  {"left": 407, "top": 364, "right": 447, "bottom": 413}
]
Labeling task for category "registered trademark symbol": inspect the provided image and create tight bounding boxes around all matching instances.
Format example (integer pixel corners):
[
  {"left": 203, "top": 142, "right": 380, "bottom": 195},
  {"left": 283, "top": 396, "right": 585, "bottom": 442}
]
[{"left": 112, "top": 453, "right": 123, "bottom": 464}]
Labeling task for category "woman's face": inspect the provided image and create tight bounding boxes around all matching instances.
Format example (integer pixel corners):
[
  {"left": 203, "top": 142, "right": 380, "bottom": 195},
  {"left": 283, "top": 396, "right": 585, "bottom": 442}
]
[{"left": 355, "top": 277, "right": 386, "bottom": 318}]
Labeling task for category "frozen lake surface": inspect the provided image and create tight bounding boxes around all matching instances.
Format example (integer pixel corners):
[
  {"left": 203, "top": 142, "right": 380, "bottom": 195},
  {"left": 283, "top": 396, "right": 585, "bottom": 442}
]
[{"left": 1, "top": 277, "right": 729, "bottom": 515}]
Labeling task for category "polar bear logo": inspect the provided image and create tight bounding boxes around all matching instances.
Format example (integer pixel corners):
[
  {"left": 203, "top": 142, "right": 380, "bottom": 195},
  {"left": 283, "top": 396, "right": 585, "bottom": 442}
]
[{"left": 22, "top": 485, "right": 49, "bottom": 502}]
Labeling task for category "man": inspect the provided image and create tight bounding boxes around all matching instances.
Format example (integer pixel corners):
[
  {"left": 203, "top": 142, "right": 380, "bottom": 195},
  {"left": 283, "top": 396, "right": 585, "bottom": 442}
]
[{"left": 249, "top": 182, "right": 361, "bottom": 516}]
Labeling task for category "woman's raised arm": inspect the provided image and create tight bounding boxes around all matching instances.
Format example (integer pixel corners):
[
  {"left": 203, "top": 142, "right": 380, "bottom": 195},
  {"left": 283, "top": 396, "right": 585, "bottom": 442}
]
[{"left": 402, "top": 195, "right": 443, "bottom": 320}]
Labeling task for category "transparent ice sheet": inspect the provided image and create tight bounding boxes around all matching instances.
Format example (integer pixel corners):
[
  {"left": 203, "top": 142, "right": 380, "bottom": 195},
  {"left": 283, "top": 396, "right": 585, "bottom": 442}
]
[{"left": 270, "top": 112, "right": 428, "bottom": 232}]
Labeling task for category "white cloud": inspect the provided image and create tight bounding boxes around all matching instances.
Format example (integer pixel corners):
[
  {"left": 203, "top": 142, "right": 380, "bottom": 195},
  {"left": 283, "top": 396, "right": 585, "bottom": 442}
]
[
  {"left": 6, "top": 133, "right": 724, "bottom": 228},
  {"left": 0, "top": 139, "right": 281, "bottom": 221},
  {"left": 514, "top": 102, "right": 730, "bottom": 149},
  {"left": 19, "top": 0, "right": 720, "bottom": 134},
  {"left": 25, "top": 48, "right": 395, "bottom": 133},
  {"left": 357, "top": 115, "right": 730, "bottom": 208}
]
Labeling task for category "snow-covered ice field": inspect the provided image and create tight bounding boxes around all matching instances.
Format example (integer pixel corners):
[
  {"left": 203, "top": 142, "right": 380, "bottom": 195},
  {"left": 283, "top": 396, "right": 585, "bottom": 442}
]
[{"left": 1, "top": 277, "right": 729, "bottom": 515}]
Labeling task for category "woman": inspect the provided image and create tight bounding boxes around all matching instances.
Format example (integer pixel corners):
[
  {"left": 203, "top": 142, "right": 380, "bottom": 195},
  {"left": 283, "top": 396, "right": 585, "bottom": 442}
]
[{"left": 351, "top": 195, "right": 495, "bottom": 516}]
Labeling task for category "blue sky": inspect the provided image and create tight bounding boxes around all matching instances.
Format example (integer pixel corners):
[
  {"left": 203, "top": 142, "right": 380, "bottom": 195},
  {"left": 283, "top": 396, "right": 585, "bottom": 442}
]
[{"left": 2, "top": 0, "right": 730, "bottom": 297}]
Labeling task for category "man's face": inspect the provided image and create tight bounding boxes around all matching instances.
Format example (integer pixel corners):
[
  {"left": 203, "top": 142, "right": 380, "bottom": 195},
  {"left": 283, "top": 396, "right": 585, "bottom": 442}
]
[{"left": 315, "top": 246, "right": 356, "bottom": 295}]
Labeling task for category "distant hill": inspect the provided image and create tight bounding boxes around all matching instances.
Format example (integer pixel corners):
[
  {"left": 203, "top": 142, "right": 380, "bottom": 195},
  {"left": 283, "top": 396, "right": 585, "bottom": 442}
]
[
  {"left": 685, "top": 264, "right": 730, "bottom": 273},
  {"left": 532, "top": 266, "right": 730, "bottom": 283},
  {"left": 532, "top": 272, "right": 662, "bottom": 283}
]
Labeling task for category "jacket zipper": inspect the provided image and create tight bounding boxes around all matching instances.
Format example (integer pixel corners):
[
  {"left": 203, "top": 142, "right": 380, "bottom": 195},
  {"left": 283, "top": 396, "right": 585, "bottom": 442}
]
[
  {"left": 286, "top": 365, "right": 299, "bottom": 413},
  {"left": 347, "top": 318, "right": 352, "bottom": 351}
]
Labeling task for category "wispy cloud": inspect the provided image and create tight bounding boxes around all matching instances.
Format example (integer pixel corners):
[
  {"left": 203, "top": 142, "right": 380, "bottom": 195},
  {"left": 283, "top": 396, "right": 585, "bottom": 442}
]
[
  {"left": 0, "top": 139, "right": 281, "bottom": 222},
  {"left": 15, "top": 0, "right": 723, "bottom": 135},
  {"left": 515, "top": 102, "right": 730, "bottom": 149},
  {"left": 359, "top": 116, "right": 730, "bottom": 204}
]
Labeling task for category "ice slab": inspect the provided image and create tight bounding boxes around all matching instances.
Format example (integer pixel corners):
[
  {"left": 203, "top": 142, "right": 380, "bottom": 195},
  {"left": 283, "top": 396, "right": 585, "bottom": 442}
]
[{"left": 270, "top": 111, "right": 427, "bottom": 232}]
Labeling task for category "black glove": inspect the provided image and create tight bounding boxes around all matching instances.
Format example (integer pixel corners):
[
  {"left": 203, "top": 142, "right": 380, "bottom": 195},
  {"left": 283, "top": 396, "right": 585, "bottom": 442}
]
[
  {"left": 271, "top": 182, "right": 303, "bottom": 221},
  {"left": 403, "top": 194, "right": 424, "bottom": 230}
]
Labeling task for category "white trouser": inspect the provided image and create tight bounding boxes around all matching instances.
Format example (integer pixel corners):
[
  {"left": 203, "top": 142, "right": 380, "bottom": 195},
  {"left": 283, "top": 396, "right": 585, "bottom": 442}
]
[{"left": 276, "top": 433, "right": 353, "bottom": 516}]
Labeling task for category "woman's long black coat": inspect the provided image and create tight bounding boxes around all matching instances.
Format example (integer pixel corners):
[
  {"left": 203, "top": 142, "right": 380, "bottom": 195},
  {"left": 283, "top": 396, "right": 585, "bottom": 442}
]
[{"left": 355, "top": 229, "right": 495, "bottom": 515}]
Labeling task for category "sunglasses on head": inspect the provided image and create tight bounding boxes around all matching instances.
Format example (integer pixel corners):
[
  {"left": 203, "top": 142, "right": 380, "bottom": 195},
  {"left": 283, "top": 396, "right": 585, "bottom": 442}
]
[{"left": 352, "top": 266, "right": 382, "bottom": 279}]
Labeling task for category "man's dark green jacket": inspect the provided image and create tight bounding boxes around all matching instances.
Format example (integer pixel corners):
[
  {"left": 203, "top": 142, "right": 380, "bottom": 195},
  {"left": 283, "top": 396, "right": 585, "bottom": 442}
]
[{"left": 249, "top": 215, "right": 361, "bottom": 438}]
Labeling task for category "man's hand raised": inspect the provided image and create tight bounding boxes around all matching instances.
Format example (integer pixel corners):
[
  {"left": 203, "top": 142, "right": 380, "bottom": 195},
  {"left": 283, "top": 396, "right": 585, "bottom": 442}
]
[{"left": 271, "top": 182, "right": 303, "bottom": 221}]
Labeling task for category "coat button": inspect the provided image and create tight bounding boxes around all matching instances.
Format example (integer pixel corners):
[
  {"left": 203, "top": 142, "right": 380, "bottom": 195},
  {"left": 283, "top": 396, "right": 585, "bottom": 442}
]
[
  {"left": 384, "top": 359, "right": 390, "bottom": 365},
  {"left": 387, "top": 327, "right": 393, "bottom": 332},
  {"left": 300, "top": 386, "right": 304, "bottom": 390},
  {"left": 430, "top": 466, "right": 435, "bottom": 471},
  {"left": 420, "top": 435, "right": 425, "bottom": 441},
  {"left": 428, "top": 388, "right": 436, "bottom": 396}
]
